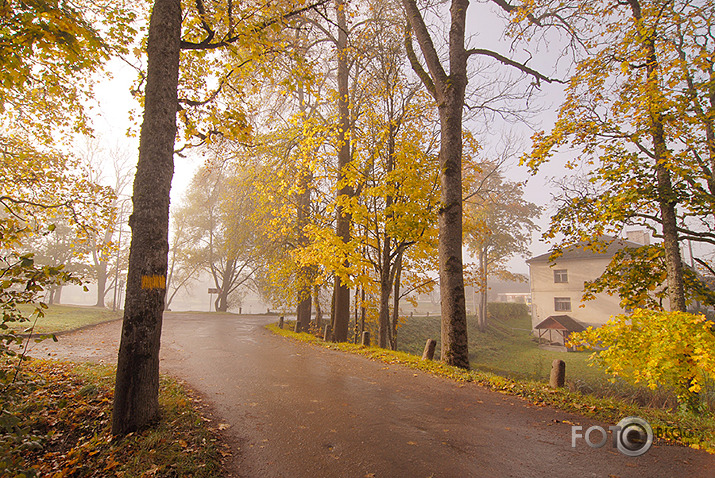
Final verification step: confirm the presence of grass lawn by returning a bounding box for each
[0,358,228,477]
[7,304,122,335]
[397,314,605,382]
[395,313,692,409]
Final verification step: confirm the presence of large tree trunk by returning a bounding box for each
[378,264,391,348]
[331,0,352,342]
[295,79,314,333]
[390,253,403,351]
[112,0,181,436]
[313,284,323,331]
[295,167,312,332]
[215,259,235,312]
[403,0,470,369]
[437,95,470,369]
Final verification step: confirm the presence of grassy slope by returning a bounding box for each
[397,314,605,383]
[8,304,122,335]
[395,314,693,409]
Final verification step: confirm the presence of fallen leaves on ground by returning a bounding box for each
[0,358,230,477]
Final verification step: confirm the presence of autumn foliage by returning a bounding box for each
[568,309,715,411]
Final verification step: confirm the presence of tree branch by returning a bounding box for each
[403,24,436,98]
[465,48,565,86]
[180,0,331,50]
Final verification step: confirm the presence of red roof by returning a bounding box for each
[534,315,586,332]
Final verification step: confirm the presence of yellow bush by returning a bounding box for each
[568,309,715,411]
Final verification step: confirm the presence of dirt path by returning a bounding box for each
[27,312,715,477]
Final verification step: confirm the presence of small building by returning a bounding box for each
[533,314,585,348]
[527,233,649,344]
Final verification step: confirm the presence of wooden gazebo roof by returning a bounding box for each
[534,315,585,332]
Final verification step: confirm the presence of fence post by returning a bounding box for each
[361,331,370,346]
[550,359,566,388]
[421,339,437,361]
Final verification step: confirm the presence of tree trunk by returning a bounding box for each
[331,0,352,342]
[403,0,470,369]
[295,79,314,333]
[313,284,322,331]
[95,262,107,307]
[477,246,488,332]
[378,266,391,348]
[112,0,181,436]
[629,0,687,312]
[295,169,312,332]
[437,97,470,368]
[390,253,403,351]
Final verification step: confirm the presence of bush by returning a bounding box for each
[487,302,530,322]
[568,309,715,412]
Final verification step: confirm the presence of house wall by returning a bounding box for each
[529,257,625,333]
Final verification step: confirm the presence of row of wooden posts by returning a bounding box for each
[277,316,567,389]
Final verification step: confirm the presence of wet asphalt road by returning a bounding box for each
[28,312,715,477]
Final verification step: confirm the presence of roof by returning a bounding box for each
[534,315,586,332]
[527,236,644,264]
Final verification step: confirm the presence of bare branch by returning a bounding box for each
[465,48,565,86]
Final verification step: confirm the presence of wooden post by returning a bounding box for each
[421,339,437,361]
[550,359,566,388]
[278,316,284,329]
[361,331,370,346]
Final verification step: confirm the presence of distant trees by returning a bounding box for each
[174,163,260,312]
[464,160,540,331]
[0,0,131,357]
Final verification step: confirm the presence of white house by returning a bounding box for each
[526,232,649,345]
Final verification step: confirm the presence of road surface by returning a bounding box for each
[27,312,715,477]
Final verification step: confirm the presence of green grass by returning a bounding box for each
[397,314,596,378]
[268,320,715,453]
[7,304,122,335]
[396,314,692,410]
[0,358,228,477]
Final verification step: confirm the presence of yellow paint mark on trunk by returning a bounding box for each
[141,275,166,290]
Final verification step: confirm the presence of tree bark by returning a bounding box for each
[313,284,323,331]
[296,167,313,332]
[628,0,687,312]
[390,253,403,350]
[378,264,391,348]
[331,0,352,342]
[112,0,181,436]
[403,0,470,368]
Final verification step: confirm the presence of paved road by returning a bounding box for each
[28,312,715,477]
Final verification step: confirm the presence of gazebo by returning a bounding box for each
[534,315,585,349]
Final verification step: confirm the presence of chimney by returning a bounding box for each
[626,230,650,245]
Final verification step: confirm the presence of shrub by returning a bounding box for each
[487,302,529,322]
[568,309,715,412]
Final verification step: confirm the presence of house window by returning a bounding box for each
[554,269,568,283]
[554,297,571,312]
